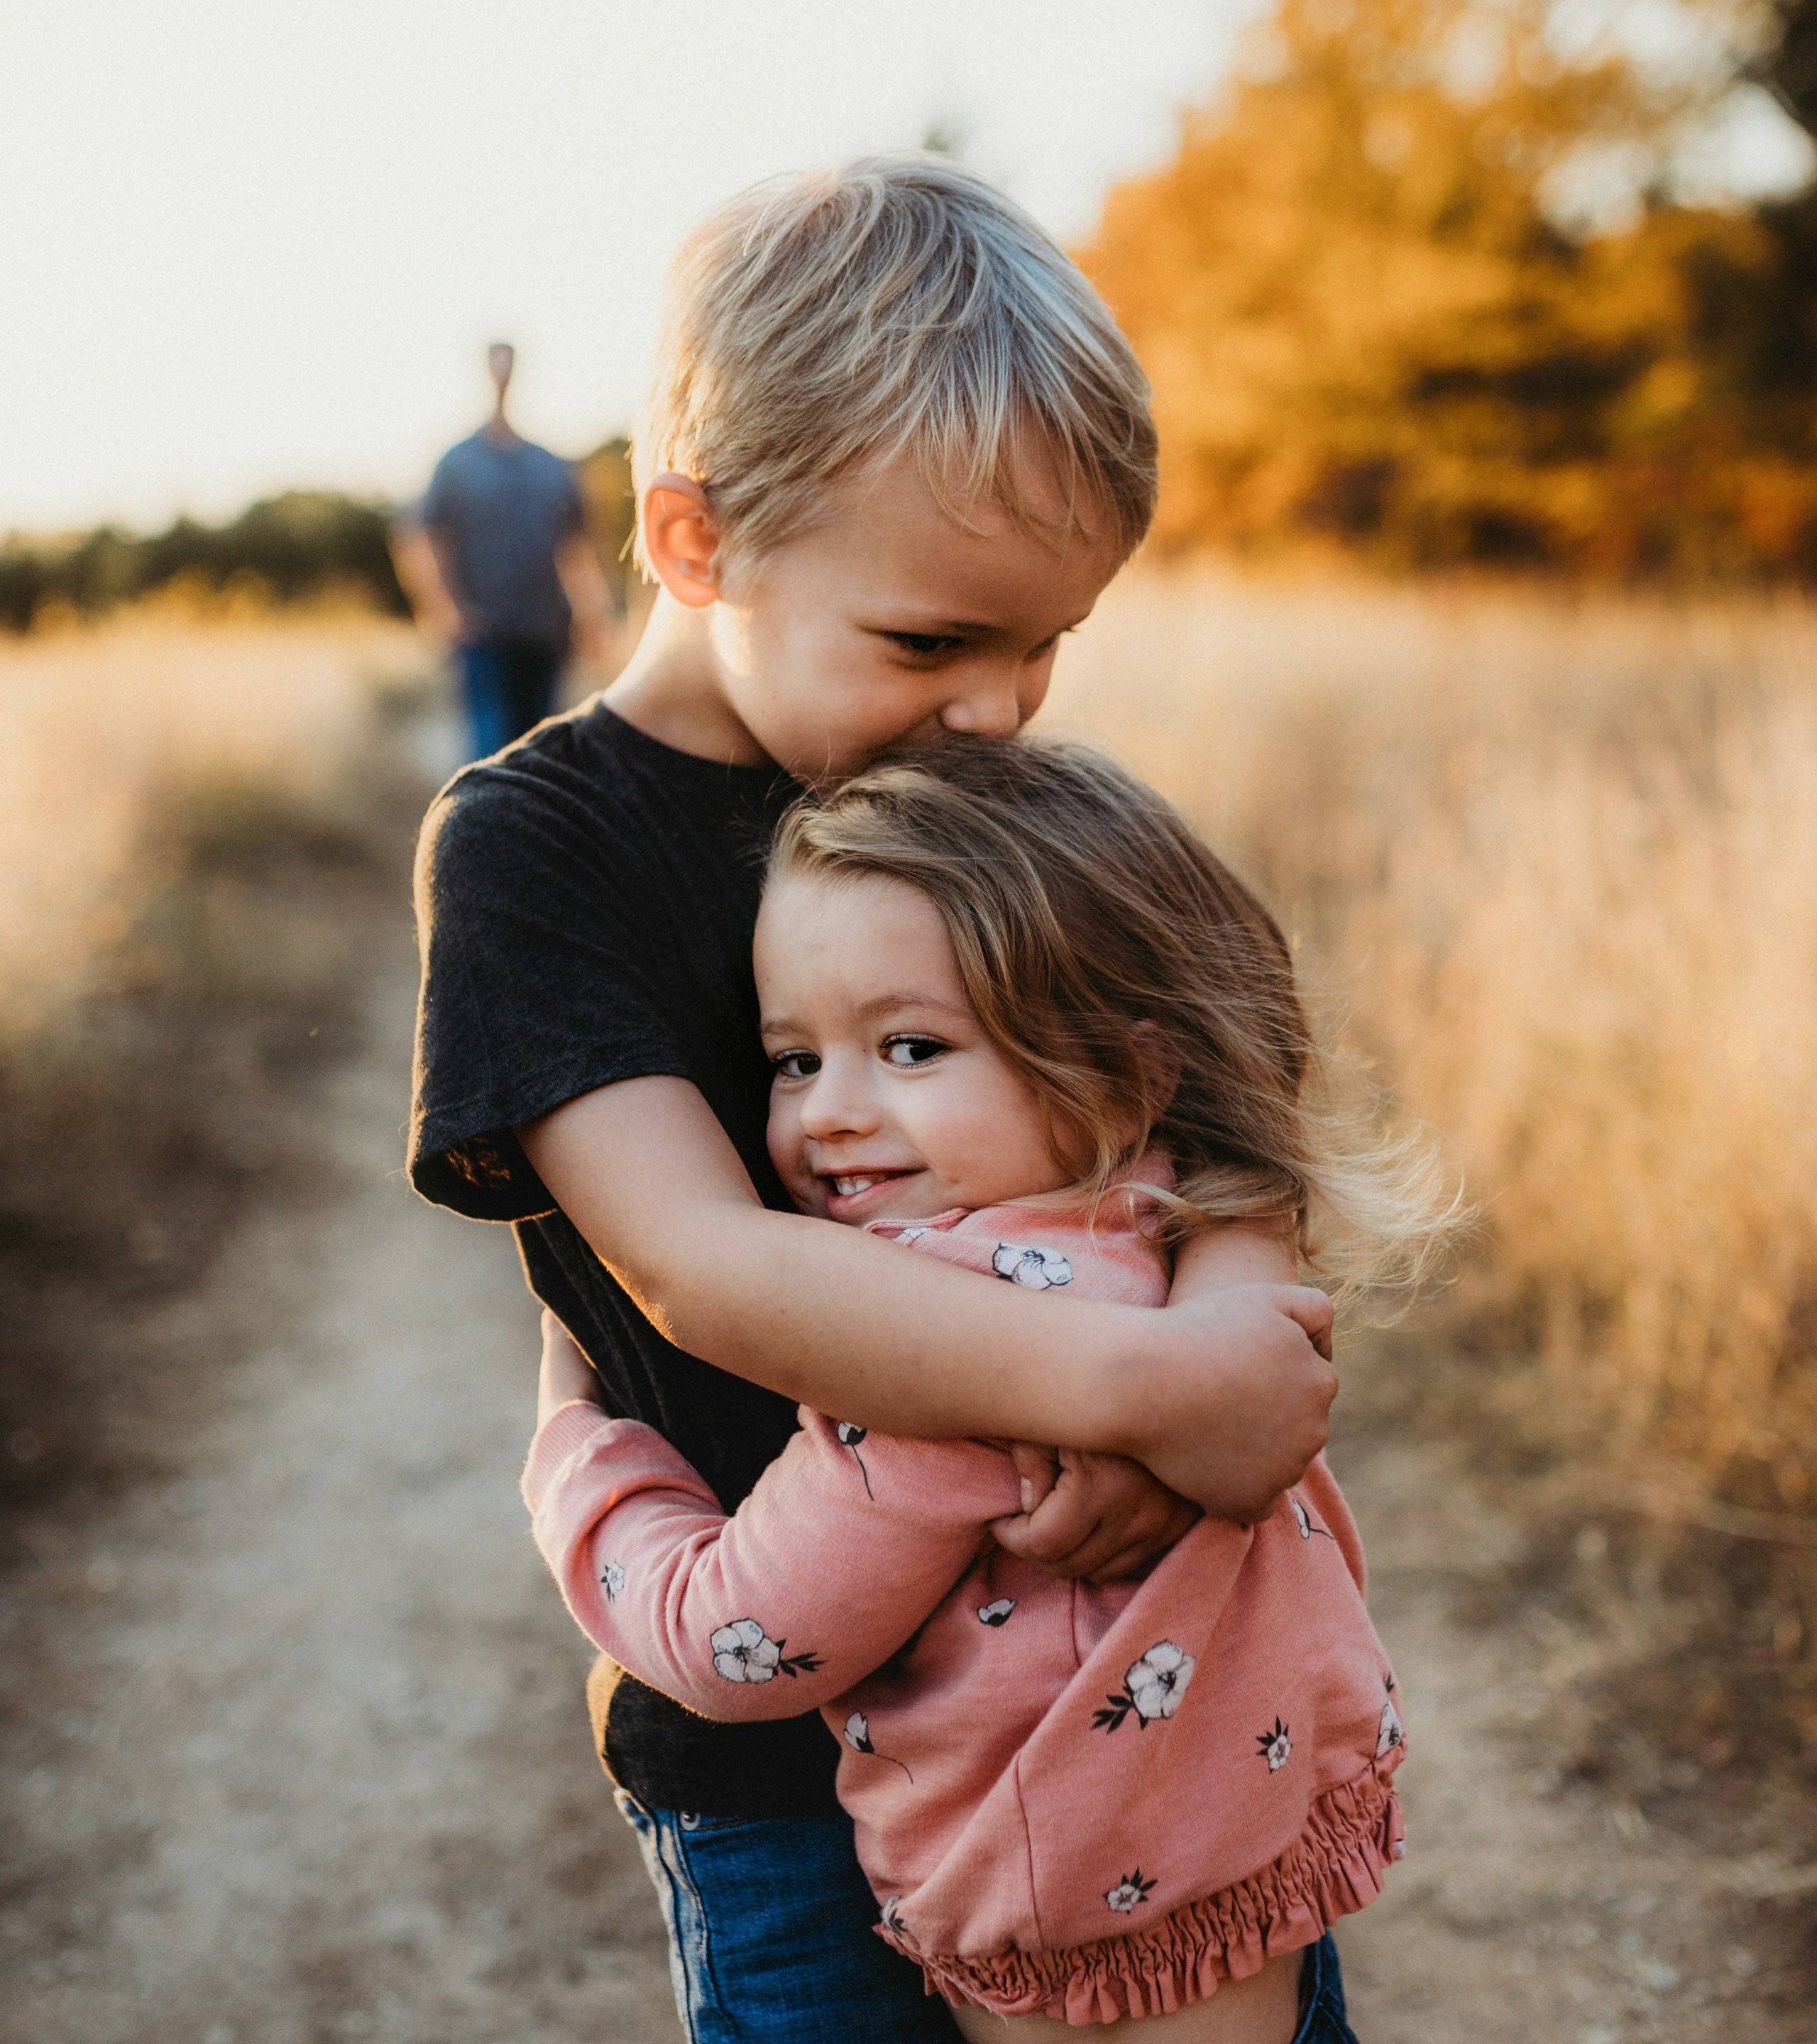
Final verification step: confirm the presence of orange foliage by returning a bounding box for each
[1080,0,1817,576]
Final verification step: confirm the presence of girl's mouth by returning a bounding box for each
[820,1168,919,1221]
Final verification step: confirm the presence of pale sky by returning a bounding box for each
[6,2,1807,537]
[2,0,1261,534]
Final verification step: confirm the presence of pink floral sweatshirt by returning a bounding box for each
[522,1192,1407,2026]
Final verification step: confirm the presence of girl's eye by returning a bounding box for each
[882,1035,946,1067]
[772,1050,820,1080]
[884,631,965,661]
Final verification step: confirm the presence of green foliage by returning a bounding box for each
[1,439,641,634]
[1080,0,1817,577]
[577,436,637,605]
[0,492,409,633]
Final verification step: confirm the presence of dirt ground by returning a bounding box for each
[2,725,1811,2043]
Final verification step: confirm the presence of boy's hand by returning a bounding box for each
[537,1309,603,1429]
[993,1445,1200,1582]
[1121,1284,1336,1524]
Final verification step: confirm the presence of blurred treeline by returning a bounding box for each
[0,441,635,634]
[0,493,408,634]
[1081,0,1817,576]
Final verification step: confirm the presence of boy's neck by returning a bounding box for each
[603,593,773,769]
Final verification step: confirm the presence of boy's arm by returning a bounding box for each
[522,1381,1018,1723]
[995,1220,1307,1576]
[519,1077,1336,1521]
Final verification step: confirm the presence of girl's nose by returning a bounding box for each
[798,1059,880,1139]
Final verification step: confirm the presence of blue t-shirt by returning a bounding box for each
[419,430,586,654]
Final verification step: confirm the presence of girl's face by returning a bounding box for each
[756,870,1075,1225]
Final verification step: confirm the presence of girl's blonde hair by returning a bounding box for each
[635,155,1158,576]
[770,738,1459,1304]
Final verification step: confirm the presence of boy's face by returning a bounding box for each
[710,454,1125,781]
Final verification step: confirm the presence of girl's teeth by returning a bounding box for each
[835,1176,875,1196]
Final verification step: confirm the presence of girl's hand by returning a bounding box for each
[537,1309,603,1429]
[993,1445,1200,1583]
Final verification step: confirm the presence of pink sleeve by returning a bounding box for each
[522,1400,1021,1721]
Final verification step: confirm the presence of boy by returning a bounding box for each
[410,157,1336,2040]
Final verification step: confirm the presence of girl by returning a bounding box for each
[525,738,1451,2040]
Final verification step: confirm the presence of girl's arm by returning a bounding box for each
[520,1077,1335,1523]
[522,1368,1018,1722]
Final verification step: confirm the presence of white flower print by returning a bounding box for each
[598,1560,625,1602]
[1256,1716,1292,1771]
[1376,1685,1405,1758]
[881,1896,911,1940]
[894,1226,931,1246]
[977,1598,1017,1627]
[990,1241,1074,1290]
[1094,1639,1196,1732]
[708,1617,825,1685]
[833,1421,874,1500]
[844,1710,913,1781]
[1105,1869,1157,1913]
[711,1619,777,1683]
[1290,1494,1336,1542]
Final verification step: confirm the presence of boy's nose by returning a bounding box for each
[938,652,1051,740]
[938,678,1026,740]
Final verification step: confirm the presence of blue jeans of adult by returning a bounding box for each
[615,1792,1363,2042]
[456,638,563,760]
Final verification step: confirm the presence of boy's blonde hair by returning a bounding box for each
[771,738,1461,1306]
[635,155,1158,575]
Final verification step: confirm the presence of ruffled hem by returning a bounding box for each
[878,1755,1405,2026]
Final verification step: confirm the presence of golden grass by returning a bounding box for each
[9,586,1815,1517]
[1053,572,1817,1507]
[0,614,422,1038]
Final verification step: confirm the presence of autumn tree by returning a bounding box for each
[1082,0,1817,576]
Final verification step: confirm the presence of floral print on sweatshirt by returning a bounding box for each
[1094,1640,1197,1733]
[1256,1717,1293,1771]
[1105,1869,1158,1913]
[989,1241,1073,1289]
[708,1617,825,1685]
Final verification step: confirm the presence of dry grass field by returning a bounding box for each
[1058,575,1817,1544]
[0,610,424,1039]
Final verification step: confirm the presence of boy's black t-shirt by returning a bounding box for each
[409,698,842,1816]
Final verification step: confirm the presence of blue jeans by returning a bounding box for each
[1293,1932,1362,2042]
[615,1793,960,2042]
[616,1793,1363,2041]
[456,639,562,760]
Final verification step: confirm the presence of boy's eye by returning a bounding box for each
[882,631,965,661]
[882,1035,946,1067]
[772,1050,820,1080]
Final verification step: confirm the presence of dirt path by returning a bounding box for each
[2,746,1807,2043]
[1,777,676,2044]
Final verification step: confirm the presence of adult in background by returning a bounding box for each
[393,342,614,760]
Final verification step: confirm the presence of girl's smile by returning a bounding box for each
[820,1167,923,1223]
[756,869,1077,1224]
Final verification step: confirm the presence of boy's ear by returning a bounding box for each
[642,473,723,608]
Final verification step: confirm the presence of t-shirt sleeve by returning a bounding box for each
[408,762,693,1221]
